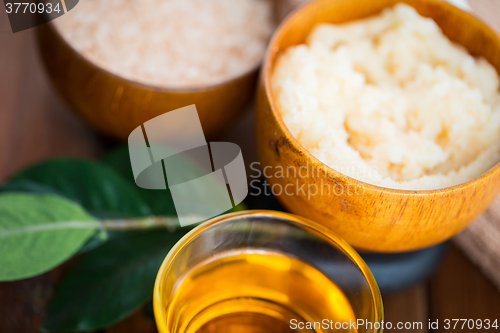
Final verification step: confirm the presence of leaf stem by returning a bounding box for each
[0,216,202,238]
[100,215,202,231]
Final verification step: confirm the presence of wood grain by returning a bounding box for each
[429,245,500,332]
[384,285,429,332]
[0,14,105,183]
[36,20,258,141]
[0,9,105,333]
[255,0,500,252]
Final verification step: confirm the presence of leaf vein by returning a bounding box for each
[0,221,100,237]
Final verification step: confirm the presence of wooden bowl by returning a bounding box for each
[255,0,500,252]
[37,22,259,140]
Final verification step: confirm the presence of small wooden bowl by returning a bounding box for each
[37,22,259,140]
[256,0,500,252]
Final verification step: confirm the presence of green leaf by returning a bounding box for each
[0,193,98,281]
[101,146,137,182]
[9,158,151,217]
[102,146,181,216]
[0,180,64,196]
[103,146,248,214]
[77,229,109,254]
[41,228,190,331]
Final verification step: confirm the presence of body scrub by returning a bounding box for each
[54,0,274,87]
[272,4,500,190]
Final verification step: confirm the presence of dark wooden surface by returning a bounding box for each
[1,2,500,332]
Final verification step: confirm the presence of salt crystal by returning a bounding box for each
[54,0,274,87]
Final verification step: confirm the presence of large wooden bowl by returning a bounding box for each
[37,22,259,140]
[256,0,500,252]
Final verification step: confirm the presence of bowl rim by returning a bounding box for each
[262,0,500,195]
[43,18,267,93]
[152,210,384,333]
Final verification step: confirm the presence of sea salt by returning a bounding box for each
[54,0,274,87]
[273,4,500,190]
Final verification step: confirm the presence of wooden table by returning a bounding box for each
[1,2,500,332]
